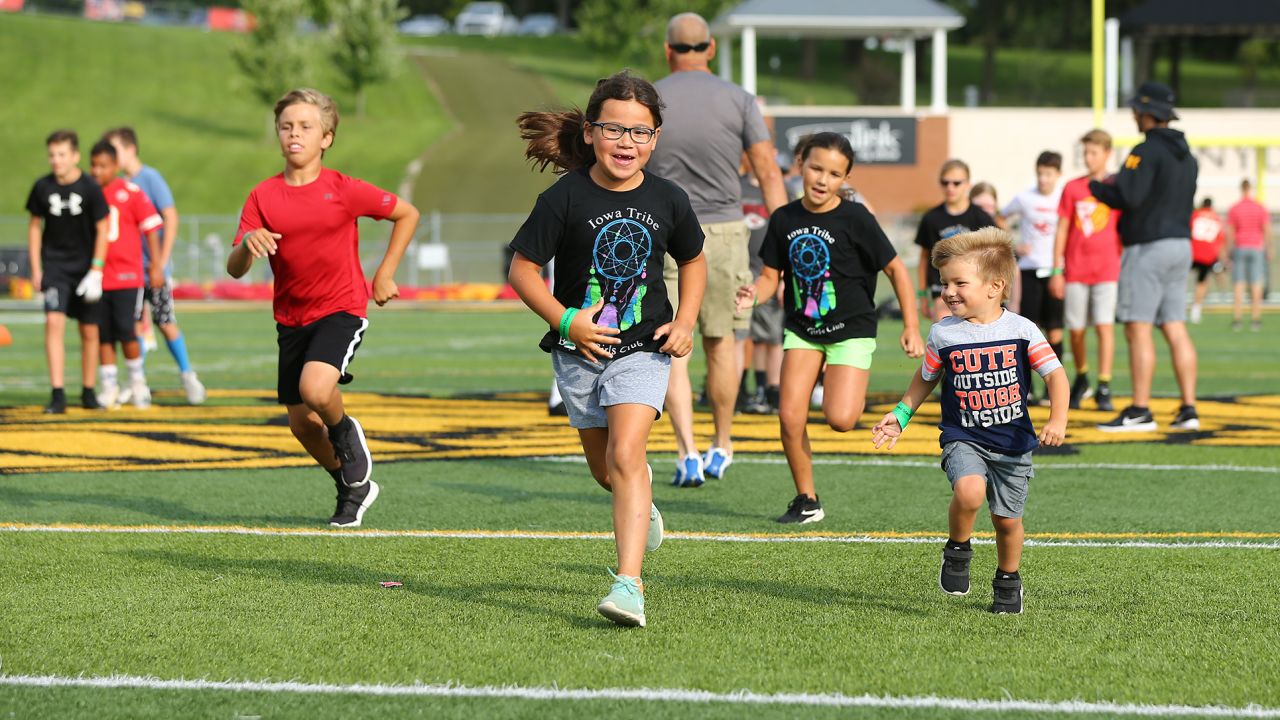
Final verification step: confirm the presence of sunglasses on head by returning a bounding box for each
[939,179,966,187]
[669,41,711,53]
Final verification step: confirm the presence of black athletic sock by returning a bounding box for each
[326,415,353,436]
[51,387,66,401]
[947,538,971,550]
[754,370,767,391]
[996,569,1020,579]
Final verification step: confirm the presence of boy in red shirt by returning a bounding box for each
[1188,198,1225,324]
[228,88,420,528]
[1050,129,1121,411]
[89,141,163,408]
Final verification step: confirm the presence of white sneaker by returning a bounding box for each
[1190,304,1202,324]
[98,383,119,409]
[143,327,159,353]
[117,385,133,406]
[182,370,207,405]
[645,464,663,552]
[671,452,705,488]
[810,382,825,408]
[130,378,152,409]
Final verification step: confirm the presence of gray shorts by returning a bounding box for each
[749,297,784,344]
[1117,238,1190,325]
[551,350,671,429]
[1064,281,1117,330]
[941,441,1033,519]
[1232,248,1267,285]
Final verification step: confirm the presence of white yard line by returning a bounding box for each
[3,523,1278,550]
[0,674,1275,718]
[534,455,1280,475]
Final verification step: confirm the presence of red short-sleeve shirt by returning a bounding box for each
[103,178,163,291]
[1057,175,1122,285]
[235,168,396,326]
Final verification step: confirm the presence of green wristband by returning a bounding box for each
[1050,267,1064,277]
[916,289,928,298]
[91,258,104,269]
[892,401,914,430]
[559,307,579,341]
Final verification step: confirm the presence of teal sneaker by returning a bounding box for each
[597,570,646,627]
[646,464,663,552]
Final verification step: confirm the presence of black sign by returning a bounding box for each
[773,116,917,165]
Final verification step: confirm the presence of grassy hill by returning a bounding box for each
[1,13,447,215]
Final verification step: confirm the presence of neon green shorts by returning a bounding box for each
[782,331,876,369]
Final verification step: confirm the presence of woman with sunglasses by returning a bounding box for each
[914,159,997,320]
[508,70,708,629]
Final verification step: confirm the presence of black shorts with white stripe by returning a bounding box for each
[275,311,369,405]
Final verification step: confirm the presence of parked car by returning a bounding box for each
[398,14,450,37]
[516,13,560,37]
[454,2,516,37]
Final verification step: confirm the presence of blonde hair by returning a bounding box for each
[1080,129,1112,150]
[274,88,340,141]
[939,158,970,180]
[932,227,1017,301]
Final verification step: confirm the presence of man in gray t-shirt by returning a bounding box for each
[650,12,787,486]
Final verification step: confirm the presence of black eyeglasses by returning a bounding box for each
[939,179,966,187]
[669,41,710,54]
[590,122,656,144]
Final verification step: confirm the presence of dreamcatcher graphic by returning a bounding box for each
[583,218,653,331]
[788,233,836,324]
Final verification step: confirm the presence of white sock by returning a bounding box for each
[100,364,118,389]
[126,357,146,384]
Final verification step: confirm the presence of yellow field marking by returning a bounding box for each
[1,392,1277,475]
[4,522,1279,542]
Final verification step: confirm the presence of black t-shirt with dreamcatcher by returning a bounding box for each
[510,168,705,358]
[759,198,897,344]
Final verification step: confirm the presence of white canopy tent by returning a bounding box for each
[710,0,965,112]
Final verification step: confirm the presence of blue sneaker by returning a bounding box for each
[597,569,646,627]
[703,447,732,480]
[671,453,704,488]
[646,464,663,552]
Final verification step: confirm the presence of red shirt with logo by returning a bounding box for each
[1057,175,1121,284]
[235,168,396,327]
[102,178,162,291]
[1189,208,1225,266]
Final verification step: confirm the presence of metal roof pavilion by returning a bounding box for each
[711,0,965,111]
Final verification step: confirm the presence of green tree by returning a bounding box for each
[232,0,312,138]
[328,0,406,117]
[575,0,733,71]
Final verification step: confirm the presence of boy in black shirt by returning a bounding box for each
[25,129,110,413]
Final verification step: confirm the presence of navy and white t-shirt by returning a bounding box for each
[509,168,705,358]
[920,311,1062,455]
[759,198,897,343]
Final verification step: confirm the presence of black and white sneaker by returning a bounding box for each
[939,543,972,595]
[1097,405,1156,432]
[1095,382,1114,411]
[776,494,824,524]
[1069,373,1093,410]
[329,415,372,487]
[43,391,67,415]
[330,479,380,528]
[1170,404,1200,430]
[990,572,1024,614]
[81,388,102,410]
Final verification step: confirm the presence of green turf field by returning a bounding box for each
[0,304,1278,718]
[1,14,446,214]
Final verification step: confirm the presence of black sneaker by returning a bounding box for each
[1097,405,1156,432]
[81,388,102,410]
[43,391,67,415]
[1068,373,1092,410]
[548,400,568,417]
[1170,404,1200,430]
[329,415,372,487]
[776,494,824,524]
[939,543,972,596]
[1095,382,1114,411]
[330,479,380,528]
[990,572,1024,614]
[743,387,771,415]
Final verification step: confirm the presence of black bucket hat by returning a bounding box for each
[1129,81,1179,121]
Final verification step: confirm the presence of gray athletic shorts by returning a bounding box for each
[941,440,1033,519]
[551,350,671,429]
[1064,281,1117,330]
[1117,238,1190,325]
[749,297,784,344]
[1232,248,1266,285]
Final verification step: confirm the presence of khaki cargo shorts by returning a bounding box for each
[664,219,752,339]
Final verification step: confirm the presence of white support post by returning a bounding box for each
[1120,35,1134,98]
[900,35,916,113]
[1105,17,1120,112]
[741,25,757,95]
[930,28,947,113]
[718,34,733,82]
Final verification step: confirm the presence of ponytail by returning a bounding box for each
[517,69,664,175]
[518,108,594,174]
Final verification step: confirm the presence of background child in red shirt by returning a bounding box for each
[228,88,420,528]
[1188,198,1225,324]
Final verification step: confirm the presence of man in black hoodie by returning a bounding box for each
[1090,82,1200,433]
